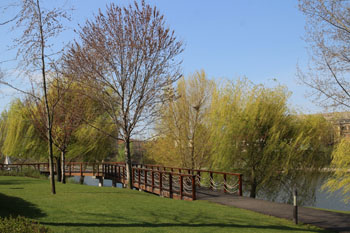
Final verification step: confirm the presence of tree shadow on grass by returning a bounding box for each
[0,193,46,219]
[40,222,328,232]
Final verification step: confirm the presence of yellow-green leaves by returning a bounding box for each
[146,70,214,169]
[210,78,332,197]
[323,138,350,203]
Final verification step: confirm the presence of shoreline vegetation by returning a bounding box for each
[0,176,329,233]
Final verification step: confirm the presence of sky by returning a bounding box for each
[0,0,321,114]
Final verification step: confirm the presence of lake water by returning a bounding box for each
[70,174,350,212]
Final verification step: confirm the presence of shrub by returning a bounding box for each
[0,167,46,179]
[0,216,50,233]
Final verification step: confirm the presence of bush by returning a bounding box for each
[0,167,46,179]
[0,216,50,233]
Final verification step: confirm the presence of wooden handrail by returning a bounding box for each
[1,162,243,200]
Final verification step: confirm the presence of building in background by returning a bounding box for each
[323,112,350,138]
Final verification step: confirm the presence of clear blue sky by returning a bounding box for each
[0,0,321,113]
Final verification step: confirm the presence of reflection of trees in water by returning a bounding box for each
[254,171,328,206]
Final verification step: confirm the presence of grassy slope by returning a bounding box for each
[0,176,328,233]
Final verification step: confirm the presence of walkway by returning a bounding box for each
[197,188,350,233]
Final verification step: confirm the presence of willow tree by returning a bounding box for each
[210,79,333,198]
[146,71,214,169]
[64,1,183,189]
[1,99,47,161]
[26,79,105,183]
[323,138,350,204]
[0,110,8,161]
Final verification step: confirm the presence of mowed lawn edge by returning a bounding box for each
[0,176,330,233]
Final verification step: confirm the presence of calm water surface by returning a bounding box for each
[71,174,350,212]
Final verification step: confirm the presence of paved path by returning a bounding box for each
[197,188,350,233]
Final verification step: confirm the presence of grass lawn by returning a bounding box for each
[0,176,329,233]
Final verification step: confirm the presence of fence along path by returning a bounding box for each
[0,162,243,201]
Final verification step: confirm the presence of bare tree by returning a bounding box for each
[298,0,350,110]
[26,79,94,184]
[64,1,183,189]
[0,0,71,194]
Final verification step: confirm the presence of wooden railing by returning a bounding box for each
[131,167,196,200]
[139,164,243,196]
[0,162,242,200]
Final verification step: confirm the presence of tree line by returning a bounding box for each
[0,0,348,202]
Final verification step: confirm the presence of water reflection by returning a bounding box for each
[255,172,350,211]
[69,173,350,211]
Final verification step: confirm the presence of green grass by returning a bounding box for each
[0,176,329,233]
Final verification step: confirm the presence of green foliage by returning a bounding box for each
[1,99,46,160]
[0,92,118,163]
[323,138,350,203]
[146,71,215,169]
[210,79,333,197]
[0,167,46,179]
[67,113,118,162]
[0,216,50,233]
[0,110,8,159]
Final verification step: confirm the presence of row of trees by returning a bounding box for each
[146,71,334,198]
[0,0,348,200]
[0,82,117,182]
[0,0,183,193]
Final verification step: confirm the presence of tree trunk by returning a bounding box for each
[250,172,257,198]
[55,156,61,182]
[61,150,66,184]
[125,137,133,189]
[48,132,56,194]
[37,0,55,194]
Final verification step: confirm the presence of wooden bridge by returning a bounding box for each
[0,162,243,201]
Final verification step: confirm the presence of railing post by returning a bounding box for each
[123,167,126,185]
[97,164,99,176]
[138,169,141,189]
[37,164,40,171]
[192,175,196,200]
[114,165,117,178]
[69,163,72,176]
[144,170,148,189]
[180,175,183,200]
[80,163,83,176]
[169,173,173,198]
[151,170,154,191]
[239,174,243,196]
[223,174,227,193]
[132,168,135,184]
[197,171,201,187]
[159,171,163,196]
[210,172,214,190]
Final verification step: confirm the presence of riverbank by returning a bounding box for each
[0,176,328,233]
[198,189,350,232]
